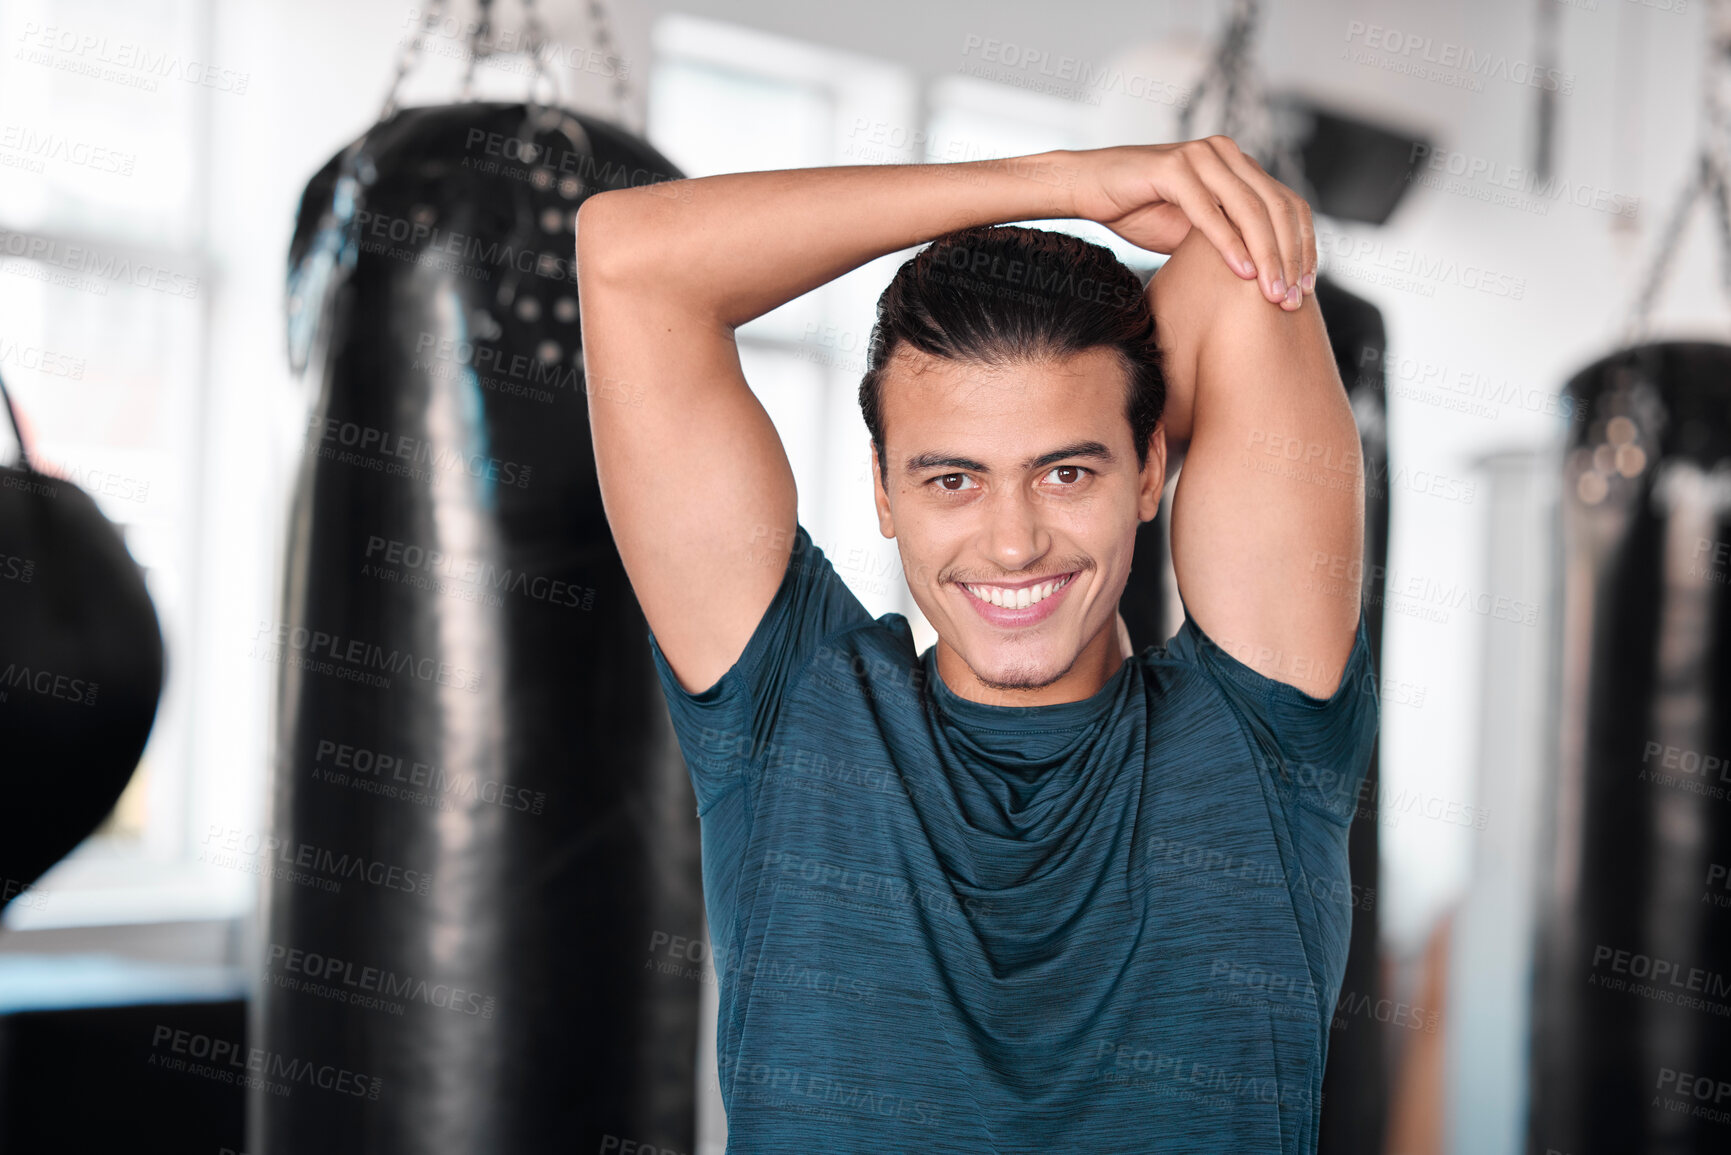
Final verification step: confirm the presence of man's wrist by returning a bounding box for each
[933,148,1086,227]
[1043,149,1085,220]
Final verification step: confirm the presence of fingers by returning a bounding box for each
[1183,138,1288,305]
[1157,165,1260,281]
[1201,137,1317,310]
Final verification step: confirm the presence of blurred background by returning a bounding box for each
[0,0,1726,1153]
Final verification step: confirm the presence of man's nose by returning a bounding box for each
[977,489,1048,571]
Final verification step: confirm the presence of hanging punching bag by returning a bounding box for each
[1529,341,1731,1155]
[256,102,703,1155]
[0,380,165,912]
[1310,278,1391,1155]
[1118,275,1391,1155]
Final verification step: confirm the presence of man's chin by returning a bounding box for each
[965,649,1072,693]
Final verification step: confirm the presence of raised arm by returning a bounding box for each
[575,155,1083,695]
[1148,223,1364,699]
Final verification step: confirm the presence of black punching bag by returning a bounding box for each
[255,102,703,1154]
[1530,341,1731,1155]
[0,380,164,912]
[1310,277,1391,1155]
[1119,273,1391,1155]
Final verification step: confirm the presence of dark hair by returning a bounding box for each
[858,224,1165,489]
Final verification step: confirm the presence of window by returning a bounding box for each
[0,0,239,930]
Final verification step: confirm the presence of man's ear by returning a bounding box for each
[1140,422,1168,522]
[871,440,896,538]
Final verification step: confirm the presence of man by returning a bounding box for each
[576,136,1377,1154]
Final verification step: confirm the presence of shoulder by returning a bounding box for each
[791,611,925,700]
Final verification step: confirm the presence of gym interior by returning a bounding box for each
[0,1,1725,1153]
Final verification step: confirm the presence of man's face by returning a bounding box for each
[870,344,1165,699]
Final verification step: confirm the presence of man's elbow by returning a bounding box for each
[1168,227,1329,317]
[575,190,658,289]
[1159,228,1259,300]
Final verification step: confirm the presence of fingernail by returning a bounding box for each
[1285,285,1301,308]
[1240,259,1257,278]
[1271,277,1287,299]
[1302,272,1315,293]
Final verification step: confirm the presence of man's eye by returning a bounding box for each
[933,473,976,492]
[1046,465,1090,485]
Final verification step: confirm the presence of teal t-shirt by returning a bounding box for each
[647,524,1380,1154]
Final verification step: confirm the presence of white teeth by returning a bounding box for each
[962,572,1073,609]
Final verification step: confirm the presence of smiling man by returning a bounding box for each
[577,137,1378,1154]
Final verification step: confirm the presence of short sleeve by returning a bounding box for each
[646,524,874,813]
[1166,604,1381,826]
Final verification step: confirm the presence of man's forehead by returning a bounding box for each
[881,348,1125,427]
[881,350,1123,415]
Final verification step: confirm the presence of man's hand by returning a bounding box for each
[1070,137,1316,310]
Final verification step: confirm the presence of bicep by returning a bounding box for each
[1165,272,1364,699]
[577,198,797,696]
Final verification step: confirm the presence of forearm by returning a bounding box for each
[575,151,1082,328]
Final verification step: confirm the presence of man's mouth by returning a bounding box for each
[958,572,1078,610]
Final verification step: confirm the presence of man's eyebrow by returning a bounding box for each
[903,440,1117,475]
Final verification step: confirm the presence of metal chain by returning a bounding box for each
[1708,0,1731,290]
[459,0,561,108]
[457,0,496,100]
[377,0,448,123]
[519,0,563,112]
[1623,0,1731,342]
[1712,154,1731,293]
[1625,157,1710,344]
[0,367,30,471]
[1174,0,1308,196]
[375,0,635,127]
[1218,0,1257,143]
[1180,0,1254,141]
[584,0,637,132]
